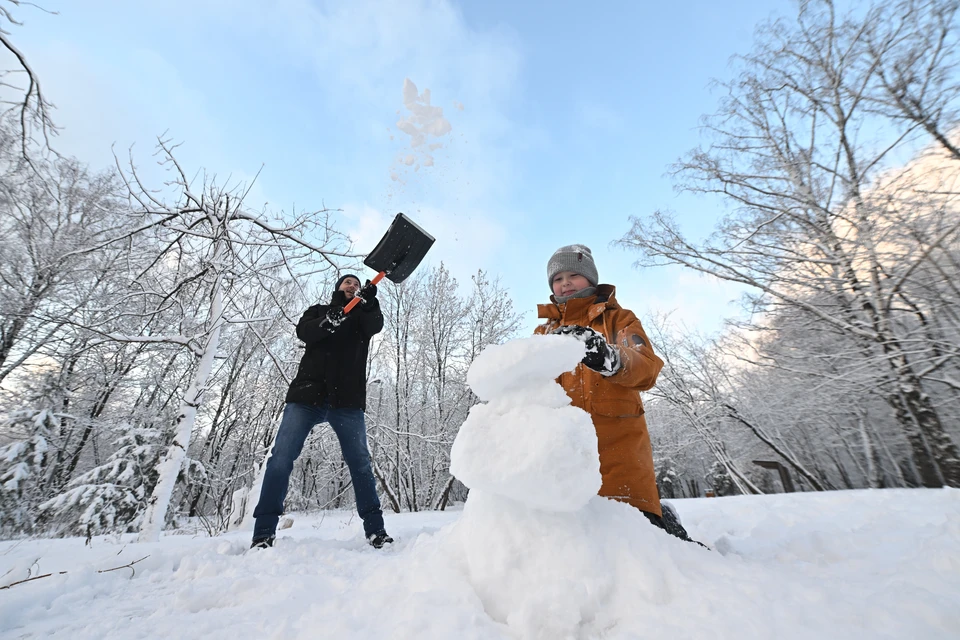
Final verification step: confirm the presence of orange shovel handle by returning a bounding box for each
[342,271,387,314]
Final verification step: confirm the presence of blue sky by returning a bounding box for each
[8,0,794,334]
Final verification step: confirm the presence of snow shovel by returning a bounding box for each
[341,212,435,314]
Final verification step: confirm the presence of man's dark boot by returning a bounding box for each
[367,531,394,549]
[250,536,275,549]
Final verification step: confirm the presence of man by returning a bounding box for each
[251,274,393,549]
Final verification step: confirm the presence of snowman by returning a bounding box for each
[446,334,676,639]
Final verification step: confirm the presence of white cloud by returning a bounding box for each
[613,264,748,337]
[10,0,525,261]
[14,0,523,198]
[22,39,221,175]
[340,204,392,252]
[212,0,524,203]
[8,0,541,327]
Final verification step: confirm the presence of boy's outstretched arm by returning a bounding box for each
[607,313,664,391]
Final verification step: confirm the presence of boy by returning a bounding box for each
[535,244,695,542]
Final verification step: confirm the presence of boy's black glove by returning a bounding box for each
[553,325,621,376]
[357,279,378,310]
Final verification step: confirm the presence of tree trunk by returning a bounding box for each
[138,274,225,543]
[433,474,456,511]
[0,274,50,383]
[373,457,401,513]
[857,412,882,489]
[883,351,960,487]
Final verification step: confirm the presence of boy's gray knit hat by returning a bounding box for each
[547,244,598,290]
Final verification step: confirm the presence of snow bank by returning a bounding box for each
[1,491,958,639]
[447,336,960,638]
[1,337,958,639]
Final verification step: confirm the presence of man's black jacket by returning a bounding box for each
[285,290,384,409]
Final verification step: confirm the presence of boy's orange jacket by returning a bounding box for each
[536,285,664,517]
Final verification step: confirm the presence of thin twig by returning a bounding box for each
[0,555,150,590]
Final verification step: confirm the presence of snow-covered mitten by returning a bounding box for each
[553,325,621,376]
[325,306,345,327]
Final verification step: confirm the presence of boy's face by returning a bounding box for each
[552,271,591,298]
[339,277,361,299]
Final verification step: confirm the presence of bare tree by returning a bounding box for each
[0,1,57,154]
[618,0,960,487]
[365,265,523,513]
[72,138,358,542]
[0,125,131,391]
[864,0,960,159]
[643,318,764,495]
[466,270,523,364]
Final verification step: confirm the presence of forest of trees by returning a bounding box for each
[1,0,958,541]
[628,0,960,496]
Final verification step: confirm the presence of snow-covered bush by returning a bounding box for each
[40,425,204,538]
[0,409,59,535]
[706,461,739,497]
[656,458,683,499]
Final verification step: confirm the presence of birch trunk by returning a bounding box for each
[137,274,225,542]
[857,411,882,489]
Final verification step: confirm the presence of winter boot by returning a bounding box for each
[250,535,275,549]
[367,530,394,549]
[645,503,709,548]
[659,502,691,540]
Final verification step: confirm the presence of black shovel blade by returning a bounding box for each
[363,212,435,283]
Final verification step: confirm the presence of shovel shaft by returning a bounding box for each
[342,271,387,314]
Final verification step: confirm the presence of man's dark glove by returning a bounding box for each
[553,325,622,376]
[324,306,345,327]
[357,279,378,310]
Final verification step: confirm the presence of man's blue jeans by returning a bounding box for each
[253,402,384,539]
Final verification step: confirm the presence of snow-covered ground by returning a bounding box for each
[3,337,958,639]
[0,489,958,639]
